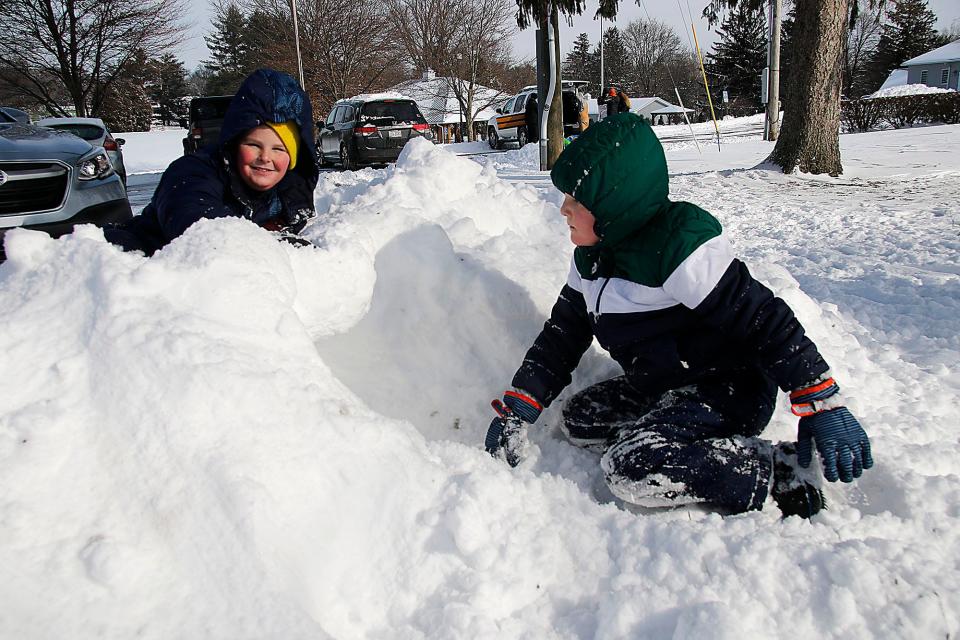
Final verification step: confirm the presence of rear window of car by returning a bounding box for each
[361,100,424,124]
[191,97,233,121]
[46,123,105,141]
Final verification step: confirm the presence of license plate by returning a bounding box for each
[388,130,401,138]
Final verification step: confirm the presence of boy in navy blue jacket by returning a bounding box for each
[106,69,318,255]
[486,114,873,518]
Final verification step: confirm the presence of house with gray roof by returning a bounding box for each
[900,40,960,91]
[387,70,507,143]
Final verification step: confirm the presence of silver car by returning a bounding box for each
[36,116,128,185]
[0,111,131,258]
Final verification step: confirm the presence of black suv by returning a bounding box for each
[181,95,234,154]
[317,97,432,170]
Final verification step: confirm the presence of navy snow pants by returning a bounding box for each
[561,371,778,513]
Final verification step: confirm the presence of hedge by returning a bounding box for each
[841,92,960,132]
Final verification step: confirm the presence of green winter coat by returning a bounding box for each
[551,112,721,284]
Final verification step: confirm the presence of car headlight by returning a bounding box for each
[77,150,115,181]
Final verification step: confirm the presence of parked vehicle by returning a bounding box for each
[317,96,432,170]
[181,95,234,154]
[487,82,589,150]
[36,117,128,186]
[0,106,31,124]
[0,111,131,259]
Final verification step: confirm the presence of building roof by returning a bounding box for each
[630,97,693,115]
[902,40,960,67]
[386,71,508,126]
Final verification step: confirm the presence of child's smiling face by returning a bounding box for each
[560,194,601,246]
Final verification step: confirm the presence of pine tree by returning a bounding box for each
[563,33,593,86]
[597,27,632,93]
[707,4,767,108]
[204,2,252,95]
[868,0,941,89]
[149,53,189,126]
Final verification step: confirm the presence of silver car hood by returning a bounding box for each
[0,122,94,161]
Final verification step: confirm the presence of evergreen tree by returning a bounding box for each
[868,0,941,89]
[707,3,767,107]
[99,49,154,132]
[204,2,252,95]
[149,53,189,126]
[596,27,632,93]
[563,33,593,86]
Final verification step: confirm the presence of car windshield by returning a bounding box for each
[0,111,14,123]
[361,100,423,125]
[46,123,105,141]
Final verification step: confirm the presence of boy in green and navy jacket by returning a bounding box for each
[485,113,873,518]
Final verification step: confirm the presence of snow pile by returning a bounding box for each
[868,83,956,98]
[2,130,960,638]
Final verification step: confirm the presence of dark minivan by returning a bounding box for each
[181,95,234,154]
[317,97,432,170]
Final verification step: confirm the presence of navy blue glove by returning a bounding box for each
[791,377,874,483]
[485,390,542,467]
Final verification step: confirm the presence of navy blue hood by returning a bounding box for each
[218,68,319,186]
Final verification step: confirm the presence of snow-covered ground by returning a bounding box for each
[1,119,959,638]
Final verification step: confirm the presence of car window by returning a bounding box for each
[326,107,340,126]
[45,123,105,141]
[0,110,14,123]
[513,95,529,113]
[501,97,515,113]
[360,100,423,124]
[341,105,356,122]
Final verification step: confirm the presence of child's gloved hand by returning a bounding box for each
[484,390,542,467]
[790,377,874,483]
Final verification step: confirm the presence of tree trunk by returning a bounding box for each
[547,5,564,167]
[768,0,847,176]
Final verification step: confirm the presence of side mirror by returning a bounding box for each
[115,138,125,146]
[495,108,502,114]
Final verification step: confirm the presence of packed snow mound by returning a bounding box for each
[867,83,956,98]
[2,135,960,638]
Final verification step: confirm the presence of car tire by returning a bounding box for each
[517,126,528,148]
[340,144,356,171]
[488,127,502,150]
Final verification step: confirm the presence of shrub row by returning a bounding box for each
[841,92,960,132]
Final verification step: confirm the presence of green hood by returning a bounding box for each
[551,112,720,284]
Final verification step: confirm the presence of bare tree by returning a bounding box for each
[384,0,464,74]
[245,0,406,117]
[844,3,884,97]
[622,17,687,97]
[0,0,185,117]
[385,0,515,141]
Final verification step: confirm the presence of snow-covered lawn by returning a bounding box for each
[1,121,959,639]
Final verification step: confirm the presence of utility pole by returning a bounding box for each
[289,0,305,87]
[764,0,781,141]
[600,15,605,94]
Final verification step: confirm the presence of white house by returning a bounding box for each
[387,70,507,143]
[629,97,695,125]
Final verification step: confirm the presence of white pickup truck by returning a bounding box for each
[486,82,589,150]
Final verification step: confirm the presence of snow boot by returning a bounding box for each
[771,442,825,519]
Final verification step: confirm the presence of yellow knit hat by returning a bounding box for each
[265,121,300,169]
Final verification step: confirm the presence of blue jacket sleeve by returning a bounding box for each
[693,259,829,391]
[511,284,595,407]
[152,155,241,243]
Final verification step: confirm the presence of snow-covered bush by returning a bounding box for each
[842,91,960,132]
